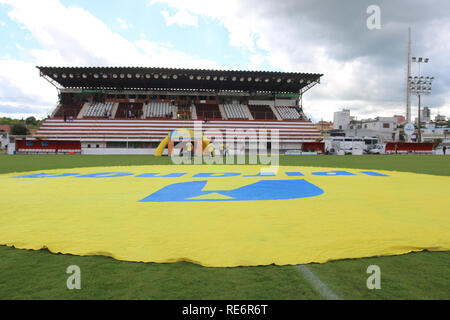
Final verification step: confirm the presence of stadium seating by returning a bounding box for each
[34,119,322,143]
[145,102,173,118]
[248,105,277,120]
[223,104,248,119]
[177,105,192,118]
[82,102,114,118]
[195,104,222,120]
[276,106,301,120]
[54,103,83,118]
[115,103,144,119]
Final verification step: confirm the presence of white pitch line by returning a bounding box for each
[295,265,340,300]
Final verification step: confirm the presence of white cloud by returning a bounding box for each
[1,0,449,121]
[0,20,6,27]
[0,57,57,118]
[116,17,131,30]
[150,0,450,121]
[152,0,259,51]
[2,0,222,67]
[135,40,223,69]
[0,0,225,118]
[160,9,198,27]
[245,54,265,71]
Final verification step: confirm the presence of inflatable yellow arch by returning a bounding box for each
[154,129,212,157]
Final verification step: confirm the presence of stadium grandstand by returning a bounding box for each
[18,66,323,154]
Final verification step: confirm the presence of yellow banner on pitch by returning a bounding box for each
[0,165,449,267]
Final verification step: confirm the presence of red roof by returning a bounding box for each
[0,125,11,134]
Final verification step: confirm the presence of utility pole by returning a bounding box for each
[406,27,412,124]
[418,94,421,142]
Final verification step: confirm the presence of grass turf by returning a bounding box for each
[0,246,321,300]
[0,154,449,299]
[1,154,449,176]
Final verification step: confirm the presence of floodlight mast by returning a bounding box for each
[409,57,432,142]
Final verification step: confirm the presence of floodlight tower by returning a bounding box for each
[409,57,433,143]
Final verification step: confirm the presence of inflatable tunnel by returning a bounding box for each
[154,129,212,157]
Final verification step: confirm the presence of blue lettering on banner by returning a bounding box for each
[14,173,80,178]
[359,171,389,177]
[135,173,187,178]
[140,179,324,202]
[75,172,134,178]
[285,172,305,177]
[312,171,356,176]
[193,173,241,178]
[12,171,390,179]
[243,172,276,177]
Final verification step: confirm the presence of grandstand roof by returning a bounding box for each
[37,66,322,94]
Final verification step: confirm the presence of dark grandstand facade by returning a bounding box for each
[16,67,324,155]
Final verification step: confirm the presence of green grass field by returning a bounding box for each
[0,154,449,300]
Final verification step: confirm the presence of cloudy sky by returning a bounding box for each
[0,0,449,121]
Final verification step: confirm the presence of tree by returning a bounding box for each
[25,116,37,126]
[434,138,443,146]
[10,124,29,136]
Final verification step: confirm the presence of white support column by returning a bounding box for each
[77,102,90,119]
[270,101,282,121]
[111,102,119,119]
[142,103,148,119]
[51,103,61,118]
[191,104,197,120]
[242,104,254,120]
[172,105,178,119]
[218,104,227,119]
